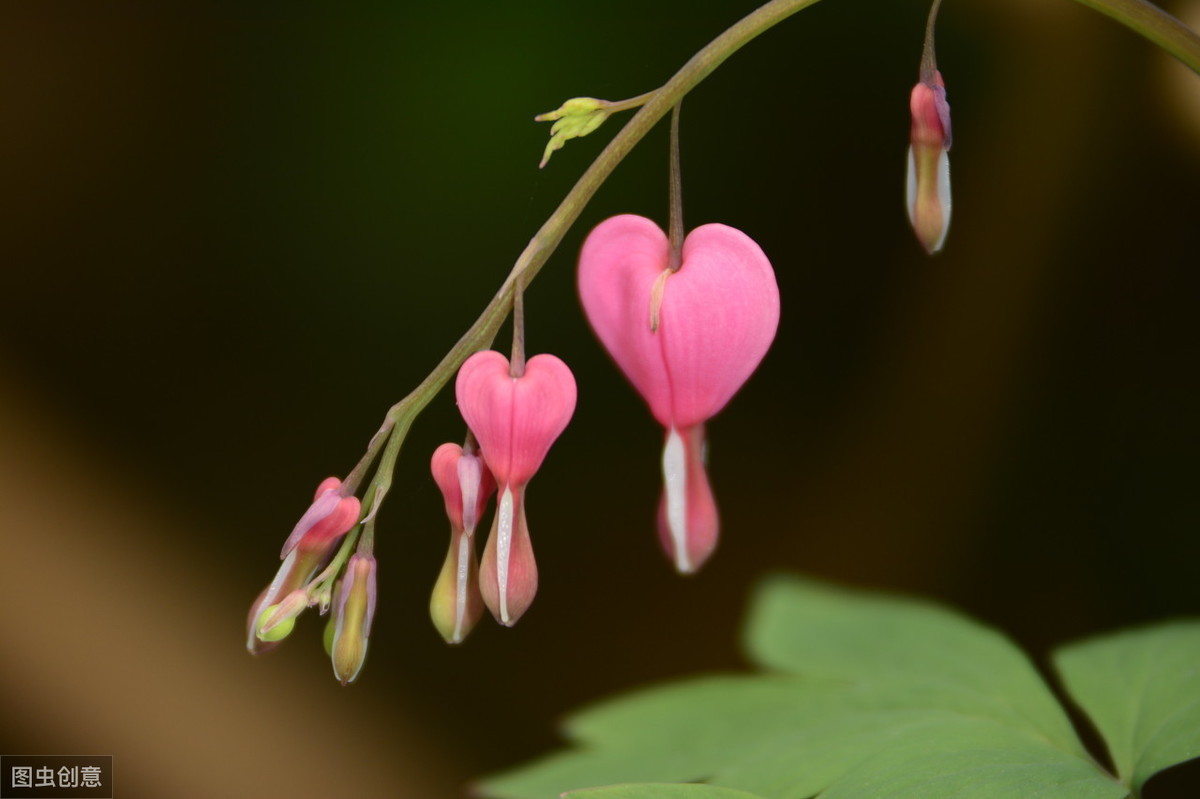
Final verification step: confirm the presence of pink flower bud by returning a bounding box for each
[246,476,361,655]
[455,350,576,624]
[279,477,362,559]
[578,214,779,573]
[429,443,495,643]
[330,553,377,685]
[906,71,952,254]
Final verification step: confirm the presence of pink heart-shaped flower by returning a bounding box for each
[578,214,779,429]
[455,350,577,488]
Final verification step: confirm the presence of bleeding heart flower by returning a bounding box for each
[246,476,361,654]
[455,350,577,625]
[429,442,495,643]
[578,214,779,573]
[906,70,952,254]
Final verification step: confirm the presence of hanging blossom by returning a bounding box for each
[906,69,952,254]
[429,441,495,643]
[579,214,779,573]
[455,350,576,625]
[906,0,952,254]
[328,553,377,685]
[246,477,361,654]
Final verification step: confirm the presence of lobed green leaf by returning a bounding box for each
[1054,621,1200,794]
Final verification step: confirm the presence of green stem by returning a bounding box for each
[667,103,685,273]
[1070,0,1200,74]
[606,90,657,113]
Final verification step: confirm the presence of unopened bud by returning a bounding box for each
[331,554,377,685]
[280,477,362,559]
[256,590,309,640]
[535,97,612,168]
[906,72,952,254]
[430,531,483,644]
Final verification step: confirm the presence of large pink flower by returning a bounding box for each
[455,350,576,625]
[579,214,779,573]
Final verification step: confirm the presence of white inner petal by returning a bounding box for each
[458,455,481,534]
[497,486,514,623]
[662,427,690,573]
[454,530,469,643]
[905,146,918,226]
[933,149,952,252]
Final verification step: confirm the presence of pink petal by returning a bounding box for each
[479,485,537,626]
[578,214,675,425]
[281,480,361,558]
[660,225,780,428]
[455,350,577,487]
[578,215,779,428]
[431,442,496,534]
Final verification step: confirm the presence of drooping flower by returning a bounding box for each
[578,214,779,573]
[455,350,576,625]
[906,70,952,254]
[245,477,361,654]
[330,553,377,685]
[429,441,495,643]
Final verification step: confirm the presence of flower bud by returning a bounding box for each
[279,477,361,558]
[429,443,493,643]
[906,71,952,254]
[535,97,612,167]
[255,589,309,641]
[330,554,377,685]
[246,476,360,655]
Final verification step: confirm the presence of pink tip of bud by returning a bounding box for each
[280,477,362,559]
[431,442,496,535]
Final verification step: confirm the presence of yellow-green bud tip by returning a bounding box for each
[535,97,612,168]
[255,604,297,642]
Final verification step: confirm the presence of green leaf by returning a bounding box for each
[744,575,1085,755]
[1054,621,1200,794]
[564,785,767,799]
[476,575,1128,799]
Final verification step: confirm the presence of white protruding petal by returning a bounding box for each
[662,427,690,573]
[905,146,918,228]
[496,486,514,624]
[453,530,470,643]
[933,149,952,253]
[458,454,482,534]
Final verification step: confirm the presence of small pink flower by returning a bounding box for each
[578,214,779,573]
[279,477,361,558]
[429,442,495,643]
[455,350,577,625]
[245,476,361,654]
[906,70,952,254]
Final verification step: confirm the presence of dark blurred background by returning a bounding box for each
[1,0,1198,797]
